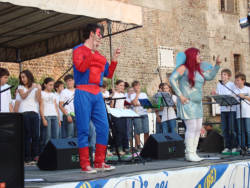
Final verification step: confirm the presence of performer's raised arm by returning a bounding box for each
[203,56,221,81]
[104,48,120,78]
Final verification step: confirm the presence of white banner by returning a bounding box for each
[45,160,250,188]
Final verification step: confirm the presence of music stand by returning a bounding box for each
[153,92,176,127]
[103,97,123,163]
[210,95,239,154]
[107,107,145,164]
[138,99,153,108]
[211,95,239,106]
[153,92,175,107]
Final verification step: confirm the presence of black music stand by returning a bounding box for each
[103,97,122,163]
[211,95,239,153]
[107,107,145,164]
[153,92,177,132]
[211,95,239,107]
[153,92,175,108]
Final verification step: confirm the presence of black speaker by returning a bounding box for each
[140,133,185,160]
[177,120,186,139]
[37,138,80,170]
[199,130,224,153]
[0,113,24,188]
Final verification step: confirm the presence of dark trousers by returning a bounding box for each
[23,111,40,161]
[221,111,237,149]
[113,117,129,150]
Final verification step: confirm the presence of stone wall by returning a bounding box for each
[1,0,249,122]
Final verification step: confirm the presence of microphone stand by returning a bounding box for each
[156,68,170,110]
[219,81,250,155]
[219,81,250,105]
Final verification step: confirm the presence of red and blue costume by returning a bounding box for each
[73,44,117,171]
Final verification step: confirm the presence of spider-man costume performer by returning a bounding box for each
[73,43,117,172]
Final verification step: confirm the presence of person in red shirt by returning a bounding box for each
[73,23,120,173]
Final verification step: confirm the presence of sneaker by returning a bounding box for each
[95,163,115,171]
[81,166,97,174]
[24,161,33,166]
[237,147,242,152]
[106,150,113,157]
[247,148,250,154]
[222,148,231,155]
[124,149,131,155]
[231,148,240,155]
[118,150,126,156]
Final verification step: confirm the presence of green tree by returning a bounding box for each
[7,76,19,99]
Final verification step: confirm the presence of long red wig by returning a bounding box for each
[184,48,203,87]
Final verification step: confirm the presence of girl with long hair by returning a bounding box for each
[40,77,60,150]
[16,70,41,163]
[170,48,221,162]
[161,83,177,134]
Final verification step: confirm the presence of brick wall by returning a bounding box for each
[0,0,249,122]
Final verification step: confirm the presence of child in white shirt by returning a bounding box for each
[40,77,60,150]
[0,68,13,112]
[215,69,237,154]
[16,70,41,163]
[59,74,76,138]
[161,83,177,134]
[110,80,128,154]
[54,80,64,138]
[233,73,250,153]
[130,80,149,150]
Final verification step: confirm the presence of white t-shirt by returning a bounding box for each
[125,92,134,109]
[112,92,125,109]
[125,93,132,103]
[130,92,148,115]
[216,81,237,112]
[17,85,39,113]
[0,84,12,112]
[102,90,109,98]
[161,95,177,122]
[233,86,250,119]
[59,88,75,114]
[41,91,57,116]
[55,92,63,121]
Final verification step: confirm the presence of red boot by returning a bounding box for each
[79,147,97,173]
[94,144,115,171]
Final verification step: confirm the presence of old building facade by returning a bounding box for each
[1,0,249,120]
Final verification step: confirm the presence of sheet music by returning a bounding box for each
[153,92,175,107]
[139,99,153,108]
[107,106,140,118]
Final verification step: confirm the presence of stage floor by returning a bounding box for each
[25,153,250,188]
